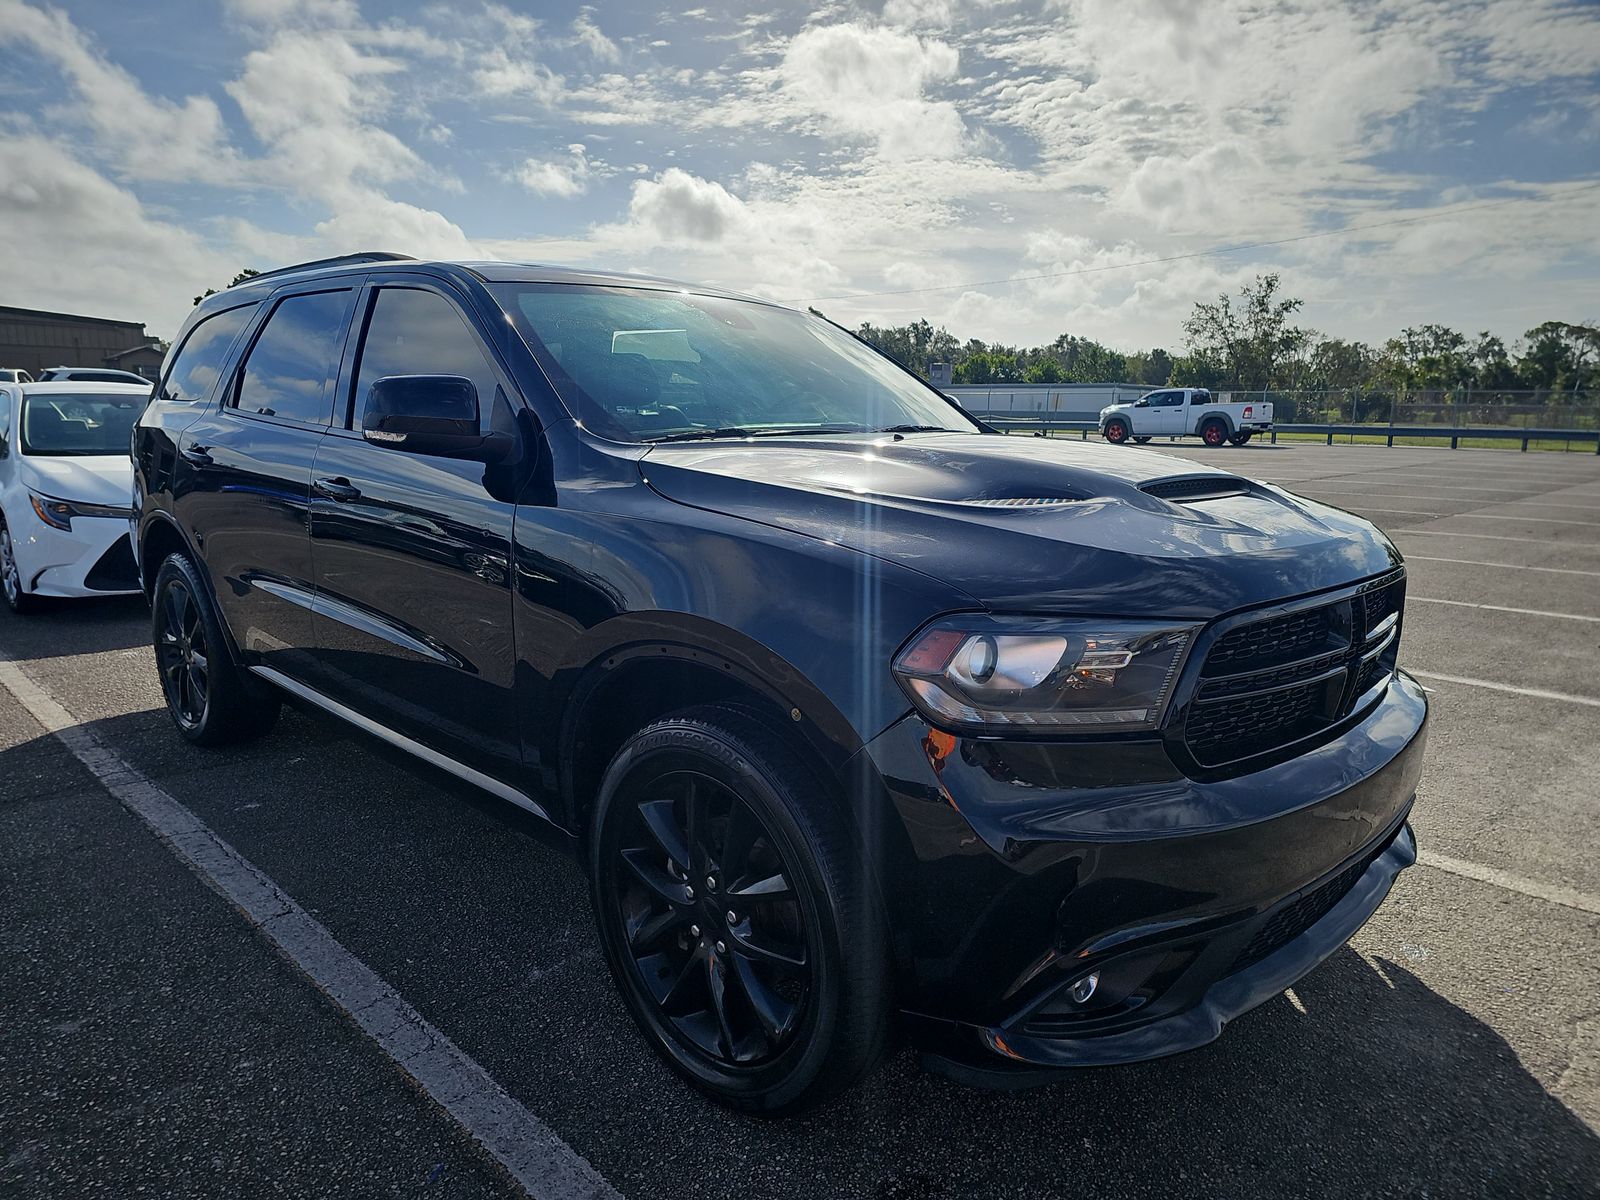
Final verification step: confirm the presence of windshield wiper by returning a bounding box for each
[874,424,961,434]
[645,424,869,444]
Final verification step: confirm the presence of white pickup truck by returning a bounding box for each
[1098,388,1273,448]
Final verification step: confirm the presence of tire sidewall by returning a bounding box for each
[1104,420,1129,444]
[1202,420,1226,446]
[588,723,849,1112]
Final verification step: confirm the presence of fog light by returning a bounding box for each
[1069,972,1099,1005]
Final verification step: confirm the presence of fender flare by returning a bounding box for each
[1193,409,1236,437]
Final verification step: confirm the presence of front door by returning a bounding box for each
[307,280,522,780]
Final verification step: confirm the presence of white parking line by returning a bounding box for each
[1416,850,1600,917]
[1452,513,1600,527]
[1410,597,1600,623]
[1392,528,1600,545]
[1409,669,1600,709]
[1405,554,1600,578]
[0,654,619,1200]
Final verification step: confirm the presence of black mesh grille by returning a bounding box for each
[84,536,138,591]
[1141,475,1249,502]
[1183,570,1405,768]
[1228,830,1395,974]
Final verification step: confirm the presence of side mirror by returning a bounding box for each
[362,375,510,462]
[1135,398,1149,407]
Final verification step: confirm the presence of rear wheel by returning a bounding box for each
[1103,419,1131,445]
[152,553,280,746]
[1229,432,1253,446]
[590,704,888,1113]
[1200,420,1228,447]
[1133,436,1152,444]
[0,519,42,614]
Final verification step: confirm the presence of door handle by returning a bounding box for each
[179,443,213,466]
[313,476,362,502]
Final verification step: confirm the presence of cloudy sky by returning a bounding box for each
[1,0,1597,349]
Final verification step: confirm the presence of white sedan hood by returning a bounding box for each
[23,454,133,507]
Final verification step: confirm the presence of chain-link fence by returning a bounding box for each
[1218,388,1599,431]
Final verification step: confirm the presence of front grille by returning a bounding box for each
[1183,569,1405,768]
[84,536,138,591]
[1228,830,1395,974]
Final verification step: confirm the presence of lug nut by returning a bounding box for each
[726,911,738,924]
[705,876,717,891]
[685,886,695,900]
[715,941,727,954]
[689,924,701,938]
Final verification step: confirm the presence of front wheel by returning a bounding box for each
[1103,420,1131,445]
[1200,420,1228,447]
[151,554,280,745]
[0,519,42,614]
[589,704,888,1113]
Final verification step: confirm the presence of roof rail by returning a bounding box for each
[234,252,417,288]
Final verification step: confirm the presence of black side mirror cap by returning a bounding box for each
[362,375,511,463]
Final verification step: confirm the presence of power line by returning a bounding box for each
[796,181,1600,305]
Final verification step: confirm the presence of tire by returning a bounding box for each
[0,518,43,614]
[1200,420,1228,447]
[1229,432,1253,446]
[589,703,889,1114]
[1133,436,1152,444]
[1103,419,1131,445]
[151,553,280,746]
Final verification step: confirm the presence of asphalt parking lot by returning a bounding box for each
[3,442,1598,1199]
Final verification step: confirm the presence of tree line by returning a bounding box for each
[845,275,1598,397]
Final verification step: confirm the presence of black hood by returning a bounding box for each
[639,433,1401,618]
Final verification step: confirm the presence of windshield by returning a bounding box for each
[490,284,979,443]
[20,392,143,457]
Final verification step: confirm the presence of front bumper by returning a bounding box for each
[856,669,1427,1081]
[7,509,140,598]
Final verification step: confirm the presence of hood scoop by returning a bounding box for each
[1141,475,1251,503]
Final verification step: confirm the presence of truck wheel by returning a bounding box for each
[589,704,889,1113]
[1200,420,1228,447]
[1103,420,1131,445]
[1229,432,1253,446]
[1133,437,1152,444]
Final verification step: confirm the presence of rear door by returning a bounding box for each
[306,277,522,780]
[177,284,358,681]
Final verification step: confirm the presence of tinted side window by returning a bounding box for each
[234,290,353,426]
[161,305,257,404]
[352,288,498,431]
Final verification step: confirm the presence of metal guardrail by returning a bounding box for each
[978,415,1600,453]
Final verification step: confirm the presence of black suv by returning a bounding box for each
[133,253,1427,1112]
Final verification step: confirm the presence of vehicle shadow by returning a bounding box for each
[16,705,1598,1200]
[0,594,148,660]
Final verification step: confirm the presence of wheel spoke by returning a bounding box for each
[729,926,806,970]
[720,802,760,882]
[162,586,185,637]
[728,951,800,1043]
[628,907,688,954]
[620,848,691,907]
[637,798,691,871]
[726,871,792,902]
[659,944,706,1012]
[682,777,709,873]
[705,953,736,1058]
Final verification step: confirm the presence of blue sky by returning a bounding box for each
[1,0,1597,349]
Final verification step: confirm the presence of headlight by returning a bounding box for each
[893,616,1199,733]
[28,491,133,531]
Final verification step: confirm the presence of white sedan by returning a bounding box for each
[0,381,149,614]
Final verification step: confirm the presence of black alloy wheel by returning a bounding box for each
[1104,420,1130,444]
[0,519,40,614]
[591,705,888,1113]
[151,553,280,745]
[156,573,209,729]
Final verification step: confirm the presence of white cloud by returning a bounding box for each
[625,168,755,242]
[0,0,237,181]
[572,8,621,63]
[516,144,593,197]
[774,23,965,158]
